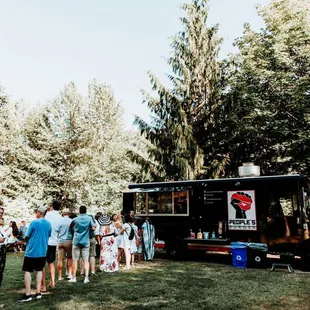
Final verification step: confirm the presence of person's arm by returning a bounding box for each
[119,223,127,235]
[24,223,34,243]
[0,231,5,243]
[69,220,75,236]
[55,220,62,235]
[94,220,100,235]
[89,218,96,231]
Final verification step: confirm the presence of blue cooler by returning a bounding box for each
[231,242,248,268]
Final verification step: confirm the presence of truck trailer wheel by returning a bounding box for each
[166,237,188,261]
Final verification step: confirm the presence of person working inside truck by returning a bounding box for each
[261,194,300,246]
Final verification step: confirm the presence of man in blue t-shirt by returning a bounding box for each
[18,206,51,303]
[69,205,95,284]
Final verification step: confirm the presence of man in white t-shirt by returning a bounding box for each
[41,200,62,292]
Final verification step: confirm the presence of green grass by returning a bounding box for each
[1,252,310,310]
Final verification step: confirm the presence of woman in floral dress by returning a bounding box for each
[98,214,118,272]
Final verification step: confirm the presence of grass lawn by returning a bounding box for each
[0,252,310,310]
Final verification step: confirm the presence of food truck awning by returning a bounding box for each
[122,186,191,193]
[127,174,309,190]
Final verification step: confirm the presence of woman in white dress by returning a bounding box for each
[130,222,138,267]
[119,215,133,270]
[98,214,118,272]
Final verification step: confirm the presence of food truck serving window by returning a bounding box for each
[135,193,146,214]
[134,190,189,216]
[268,192,297,217]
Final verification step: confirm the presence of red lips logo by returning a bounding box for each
[231,192,252,211]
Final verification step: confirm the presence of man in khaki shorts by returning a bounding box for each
[79,214,97,277]
[57,208,73,280]
[69,205,95,284]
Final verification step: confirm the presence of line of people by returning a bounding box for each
[0,202,156,302]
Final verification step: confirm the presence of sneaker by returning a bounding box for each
[35,293,42,299]
[83,278,90,284]
[68,277,76,283]
[58,277,64,281]
[67,274,73,279]
[17,294,33,302]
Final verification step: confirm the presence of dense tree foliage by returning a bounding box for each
[135,0,310,179]
[0,82,138,214]
[223,0,310,176]
[2,0,310,218]
[134,0,224,180]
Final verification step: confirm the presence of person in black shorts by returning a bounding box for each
[18,206,51,302]
[41,200,62,291]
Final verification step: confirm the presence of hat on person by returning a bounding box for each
[97,214,111,226]
[62,208,70,215]
[35,206,46,214]
[21,218,26,222]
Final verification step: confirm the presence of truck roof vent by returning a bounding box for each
[238,162,260,177]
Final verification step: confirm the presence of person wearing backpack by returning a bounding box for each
[119,215,134,270]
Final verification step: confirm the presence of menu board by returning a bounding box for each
[204,190,225,205]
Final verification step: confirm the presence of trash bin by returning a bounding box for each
[231,242,248,268]
[247,243,268,268]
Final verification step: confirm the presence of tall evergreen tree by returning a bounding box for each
[135,0,223,181]
[223,0,310,176]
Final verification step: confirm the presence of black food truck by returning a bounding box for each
[123,172,310,269]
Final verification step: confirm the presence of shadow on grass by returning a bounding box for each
[1,253,310,310]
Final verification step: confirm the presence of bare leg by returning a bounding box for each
[90,257,96,274]
[71,260,78,278]
[41,267,47,292]
[131,253,135,266]
[67,258,73,277]
[124,248,131,269]
[24,271,32,296]
[80,258,84,275]
[48,262,55,288]
[84,259,90,280]
[118,248,122,264]
[57,258,63,280]
[36,271,43,294]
